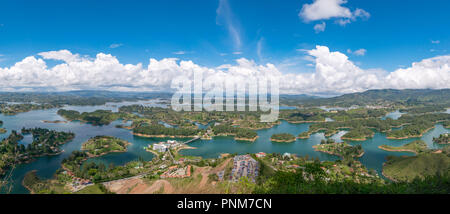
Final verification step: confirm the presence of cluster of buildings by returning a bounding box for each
[62,170,92,192]
[230,155,259,183]
[150,140,181,153]
[160,165,191,178]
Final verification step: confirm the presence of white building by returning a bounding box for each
[153,143,168,153]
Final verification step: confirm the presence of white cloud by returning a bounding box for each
[109,43,123,49]
[232,51,243,55]
[299,0,370,32]
[216,0,242,50]
[347,48,367,56]
[0,47,448,94]
[431,40,440,44]
[385,55,450,89]
[314,22,326,33]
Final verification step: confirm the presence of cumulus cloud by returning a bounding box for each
[299,0,370,32]
[314,22,326,33]
[385,55,450,89]
[0,47,448,94]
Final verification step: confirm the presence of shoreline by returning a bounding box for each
[377,145,417,154]
[82,139,132,158]
[313,145,365,158]
[270,138,296,143]
[386,127,434,140]
[133,132,197,139]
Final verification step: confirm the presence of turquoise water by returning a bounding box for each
[0,105,448,194]
[382,110,404,120]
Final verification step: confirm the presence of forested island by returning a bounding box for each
[270,133,296,143]
[81,136,131,157]
[133,123,200,138]
[211,124,258,141]
[0,103,61,115]
[313,140,364,159]
[433,133,449,145]
[0,128,74,176]
[379,140,428,154]
[57,109,137,126]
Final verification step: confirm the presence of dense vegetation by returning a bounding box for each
[379,140,428,154]
[133,123,200,137]
[61,151,149,183]
[0,91,172,106]
[0,103,60,115]
[433,133,449,145]
[254,162,450,194]
[81,136,131,157]
[400,105,447,114]
[270,133,296,143]
[314,142,364,159]
[299,112,450,140]
[211,124,258,140]
[0,128,74,176]
[383,152,450,182]
[293,89,450,107]
[57,109,136,125]
[341,126,374,141]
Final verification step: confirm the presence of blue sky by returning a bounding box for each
[0,0,448,71]
[0,0,449,94]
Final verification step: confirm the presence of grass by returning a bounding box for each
[75,184,107,194]
[383,152,450,182]
[379,140,428,154]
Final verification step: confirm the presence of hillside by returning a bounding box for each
[295,89,450,107]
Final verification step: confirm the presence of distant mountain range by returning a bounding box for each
[295,89,450,107]
[0,89,448,107]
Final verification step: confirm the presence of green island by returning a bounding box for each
[0,128,6,134]
[81,136,131,157]
[133,123,201,138]
[57,109,137,126]
[433,133,449,145]
[297,112,450,140]
[0,128,74,176]
[270,133,296,143]
[0,103,61,115]
[378,140,428,154]
[313,139,364,159]
[211,124,258,141]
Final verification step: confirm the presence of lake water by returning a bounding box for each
[0,103,448,193]
[382,110,405,120]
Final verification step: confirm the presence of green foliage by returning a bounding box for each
[212,124,257,139]
[433,133,449,145]
[58,109,134,125]
[379,140,428,154]
[82,136,130,156]
[384,152,450,182]
[254,162,450,194]
[133,123,199,137]
[271,133,296,142]
[0,128,74,176]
